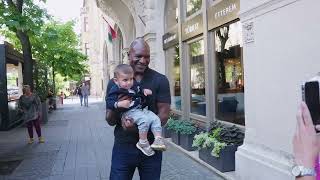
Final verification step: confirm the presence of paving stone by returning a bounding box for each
[0,97,224,180]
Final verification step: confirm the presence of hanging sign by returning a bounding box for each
[162,26,179,50]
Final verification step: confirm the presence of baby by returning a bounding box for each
[106,64,166,156]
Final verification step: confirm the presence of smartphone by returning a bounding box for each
[302,78,320,126]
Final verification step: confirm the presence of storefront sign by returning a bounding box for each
[162,27,179,50]
[207,0,240,30]
[181,14,203,41]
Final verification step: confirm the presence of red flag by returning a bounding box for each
[103,17,117,42]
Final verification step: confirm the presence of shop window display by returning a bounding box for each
[165,0,179,29]
[214,21,245,125]
[186,0,202,17]
[167,46,181,111]
[189,39,206,116]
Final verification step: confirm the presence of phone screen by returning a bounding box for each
[305,81,320,125]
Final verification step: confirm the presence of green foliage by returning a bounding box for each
[192,121,244,158]
[33,60,49,102]
[32,21,88,81]
[192,129,227,157]
[166,117,197,135]
[209,121,244,146]
[0,0,48,34]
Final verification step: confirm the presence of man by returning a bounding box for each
[105,37,171,180]
[81,82,90,107]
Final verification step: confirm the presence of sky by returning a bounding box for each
[45,0,83,34]
[0,0,83,42]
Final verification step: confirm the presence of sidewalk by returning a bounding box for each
[0,98,224,180]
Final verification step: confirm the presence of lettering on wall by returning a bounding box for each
[214,3,237,19]
[181,14,203,41]
[184,23,199,35]
[208,0,240,30]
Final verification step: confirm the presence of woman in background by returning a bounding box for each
[18,85,44,144]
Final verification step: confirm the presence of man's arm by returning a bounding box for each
[105,109,119,126]
[157,102,170,126]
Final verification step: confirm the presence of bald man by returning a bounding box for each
[105,37,171,180]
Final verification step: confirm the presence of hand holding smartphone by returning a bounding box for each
[302,73,320,127]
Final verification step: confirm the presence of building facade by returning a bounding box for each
[85,0,320,179]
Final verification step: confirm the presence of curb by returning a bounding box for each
[165,138,237,180]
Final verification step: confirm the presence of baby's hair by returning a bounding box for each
[114,64,134,78]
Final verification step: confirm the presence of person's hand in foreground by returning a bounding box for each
[293,102,320,180]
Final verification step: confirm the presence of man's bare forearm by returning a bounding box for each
[157,103,170,126]
[105,109,118,126]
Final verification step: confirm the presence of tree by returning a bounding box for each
[1,19,88,95]
[0,0,48,90]
[32,21,87,93]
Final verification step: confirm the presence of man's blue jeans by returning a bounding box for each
[110,143,162,180]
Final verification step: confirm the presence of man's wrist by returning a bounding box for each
[295,157,316,168]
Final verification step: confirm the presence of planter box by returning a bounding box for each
[163,127,172,138]
[199,144,238,172]
[171,131,180,145]
[41,99,49,124]
[179,133,196,151]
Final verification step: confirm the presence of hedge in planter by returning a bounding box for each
[166,117,180,145]
[192,124,244,172]
[177,120,197,151]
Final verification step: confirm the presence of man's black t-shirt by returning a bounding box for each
[106,68,171,144]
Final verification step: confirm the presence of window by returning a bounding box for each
[167,45,181,111]
[84,17,88,32]
[189,39,205,116]
[165,0,178,29]
[186,0,202,17]
[7,63,22,101]
[214,21,245,125]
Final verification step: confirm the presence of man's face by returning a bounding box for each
[129,42,150,74]
[115,72,134,90]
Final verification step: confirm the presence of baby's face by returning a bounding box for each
[116,72,134,90]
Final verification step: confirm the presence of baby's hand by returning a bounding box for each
[143,89,152,96]
[117,100,131,108]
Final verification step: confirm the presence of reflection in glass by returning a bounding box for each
[215,21,245,125]
[190,40,205,116]
[167,46,181,110]
[7,63,23,101]
[186,0,202,17]
[165,0,179,29]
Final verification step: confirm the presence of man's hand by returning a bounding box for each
[117,100,131,108]
[293,102,320,168]
[143,89,152,96]
[121,115,135,130]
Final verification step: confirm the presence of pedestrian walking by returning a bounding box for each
[18,85,45,144]
[105,37,171,180]
[75,85,83,106]
[60,91,64,105]
[81,82,90,107]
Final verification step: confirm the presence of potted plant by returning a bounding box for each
[177,120,197,151]
[163,117,173,138]
[166,118,181,145]
[192,121,244,172]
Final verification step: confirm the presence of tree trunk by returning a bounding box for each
[16,30,34,90]
[52,61,56,95]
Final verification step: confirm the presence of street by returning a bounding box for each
[0,97,223,180]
